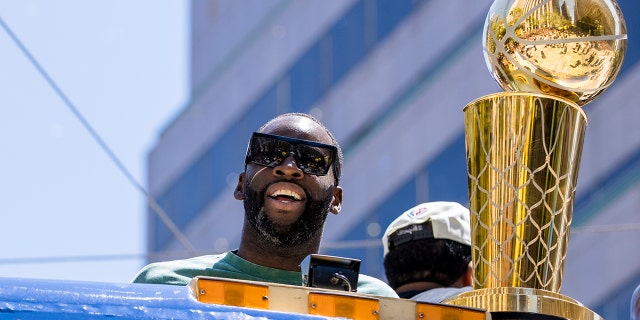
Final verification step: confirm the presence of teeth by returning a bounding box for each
[270,189,302,200]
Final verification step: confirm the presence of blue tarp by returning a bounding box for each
[0,277,337,319]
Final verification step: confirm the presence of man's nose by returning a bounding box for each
[273,153,303,178]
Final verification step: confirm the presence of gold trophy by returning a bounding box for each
[444,0,627,319]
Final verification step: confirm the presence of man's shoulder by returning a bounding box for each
[148,253,227,270]
[131,253,228,285]
[411,286,472,303]
[356,274,399,298]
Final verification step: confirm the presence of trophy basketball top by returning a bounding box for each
[483,0,628,107]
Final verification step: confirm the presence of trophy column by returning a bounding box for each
[443,0,627,319]
[446,92,595,319]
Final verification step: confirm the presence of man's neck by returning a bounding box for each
[395,281,444,294]
[395,276,468,295]
[236,224,321,271]
[236,246,308,271]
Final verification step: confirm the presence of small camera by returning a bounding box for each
[300,254,361,292]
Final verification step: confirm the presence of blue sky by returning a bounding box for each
[0,1,188,283]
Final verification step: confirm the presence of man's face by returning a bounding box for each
[242,180,334,247]
[235,116,342,247]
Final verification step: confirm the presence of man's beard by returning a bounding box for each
[243,183,333,248]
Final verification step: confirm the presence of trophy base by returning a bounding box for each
[443,287,603,320]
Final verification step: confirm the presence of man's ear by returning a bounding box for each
[463,261,473,287]
[234,172,246,200]
[329,186,343,215]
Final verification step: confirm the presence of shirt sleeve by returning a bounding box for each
[131,261,193,286]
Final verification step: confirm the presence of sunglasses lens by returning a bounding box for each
[248,133,335,176]
[294,146,332,175]
[250,137,290,167]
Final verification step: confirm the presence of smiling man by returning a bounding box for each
[132,113,398,298]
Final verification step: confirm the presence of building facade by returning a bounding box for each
[146,0,640,318]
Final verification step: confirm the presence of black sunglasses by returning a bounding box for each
[245,132,339,177]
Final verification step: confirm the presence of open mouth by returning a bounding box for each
[269,189,303,201]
